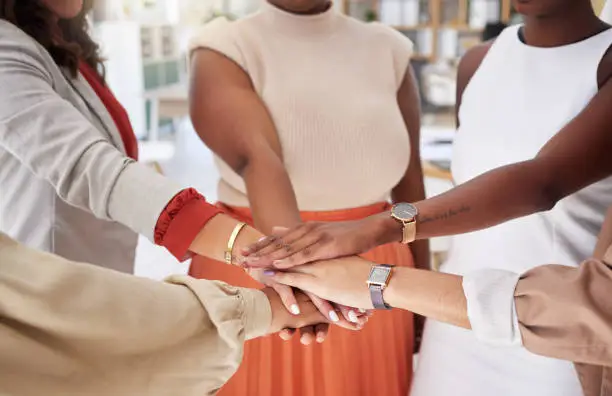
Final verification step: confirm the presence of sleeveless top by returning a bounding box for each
[189,3,414,211]
[447,25,612,276]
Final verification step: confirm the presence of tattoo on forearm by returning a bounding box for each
[419,205,471,224]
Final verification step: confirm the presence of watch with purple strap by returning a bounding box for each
[367,264,395,310]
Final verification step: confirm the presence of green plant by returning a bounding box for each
[364,9,377,22]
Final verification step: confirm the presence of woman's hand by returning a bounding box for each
[262,288,366,335]
[262,257,375,309]
[243,215,400,269]
[248,267,368,344]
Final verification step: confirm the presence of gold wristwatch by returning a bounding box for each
[390,203,418,244]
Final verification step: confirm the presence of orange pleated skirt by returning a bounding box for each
[189,202,414,396]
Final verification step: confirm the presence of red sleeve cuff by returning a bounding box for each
[154,188,223,261]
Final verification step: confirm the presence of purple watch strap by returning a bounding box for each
[369,284,390,310]
[369,264,393,310]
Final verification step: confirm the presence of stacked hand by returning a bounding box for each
[248,267,368,343]
[243,220,390,312]
[263,257,375,309]
[263,288,366,335]
[242,214,396,269]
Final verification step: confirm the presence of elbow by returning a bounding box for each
[231,154,250,177]
[534,182,563,213]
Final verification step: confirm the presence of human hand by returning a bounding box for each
[243,214,400,270]
[248,267,368,344]
[262,257,375,310]
[262,288,366,335]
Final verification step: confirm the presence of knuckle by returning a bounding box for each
[305,222,318,231]
[319,232,332,243]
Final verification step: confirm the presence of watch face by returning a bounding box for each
[369,266,391,285]
[392,203,418,221]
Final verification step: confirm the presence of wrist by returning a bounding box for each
[262,288,283,334]
[372,212,404,245]
[383,267,409,310]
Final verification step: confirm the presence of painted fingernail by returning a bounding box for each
[329,311,340,322]
[348,310,359,323]
[263,270,275,276]
[290,304,300,315]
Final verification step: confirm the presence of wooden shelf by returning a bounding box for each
[442,24,483,33]
[422,160,453,181]
[341,0,512,63]
[412,54,434,62]
[392,24,433,30]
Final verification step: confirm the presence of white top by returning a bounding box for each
[413,25,612,396]
[189,3,414,210]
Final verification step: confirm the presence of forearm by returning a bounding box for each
[375,160,555,244]
[413,161,553,239]
[243,159,302,234]
[384,267,470,329]
[188,214,264,263]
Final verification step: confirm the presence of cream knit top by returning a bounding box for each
[190,2,414,211]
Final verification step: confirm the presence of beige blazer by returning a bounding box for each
[0,20,184,272]
[0,232,271,396]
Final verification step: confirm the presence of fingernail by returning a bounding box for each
[258,237,267,242]
[290,304,300,315]
[358,308,367,314]
[263,270,275,276]
[272,260,283,267]
[329,311,340,322]
[348,310,359,323]
[316,336,325,343]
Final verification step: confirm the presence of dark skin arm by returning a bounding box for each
[244,45,612,273]
[189,49,301,235]
[189,50,363,343]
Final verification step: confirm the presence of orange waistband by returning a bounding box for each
[216,202,390,225]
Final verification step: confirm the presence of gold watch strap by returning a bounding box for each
[401,219,417,244]
[225,222,247,265]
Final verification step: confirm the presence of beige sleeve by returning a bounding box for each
[0,233,271,396]
[188,17,248,72]
[370,23,414,88]
[515,248,612,367]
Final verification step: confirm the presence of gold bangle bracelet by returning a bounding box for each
[225,222,247,266]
